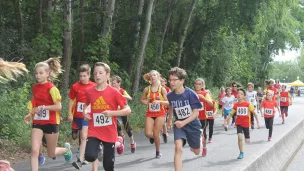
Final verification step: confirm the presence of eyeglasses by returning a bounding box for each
[169,79,180,82]
[194,83,202,85]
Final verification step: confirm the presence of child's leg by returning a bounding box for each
[102,141,115,171]
[174,139,184,171]
[209,120,214,139]
[269,117,274,138]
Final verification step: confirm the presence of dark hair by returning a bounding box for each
[79,64,91,74]
[169,67,187,80]
[238,88,246,96]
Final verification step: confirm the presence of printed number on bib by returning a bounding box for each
[281,97,287,102]
[93,113,112,127]
[149,103,161,112]
[206,111,213,118]
[34,110,50,120]
[237,107,248,116]
[264,108,273,115]
[77,102,85,112]
[175,105,193,119]
[198,102,204,111]
[228,101,233,107]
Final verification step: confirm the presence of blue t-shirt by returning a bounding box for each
[167,87,202,121]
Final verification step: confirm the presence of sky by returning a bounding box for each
[274,49,300,61]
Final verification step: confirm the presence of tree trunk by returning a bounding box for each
[176,0,196,67]
[14,0,23,43]
[77,0,85,68]
[132,0,154,95]
[127,0,145,76]
[102,0,115,38]
[158,0,177,58]
[39,0,43,33]
[47,0,54,12]
[63,0,72,90]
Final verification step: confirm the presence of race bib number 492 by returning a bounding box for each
[175,105,193,119]
[34,110,50,120]
[237,107,248,116]
[149,103,161,112]
[93,113,112,127]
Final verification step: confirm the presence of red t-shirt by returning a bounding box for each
[280,91,290,106]
[206,100,216,120]
[274,83,281,90]
[218,93,225,105]
[85,85,127,143]
[164,86,171,93]
[232,90,238,98]
[233,101,255,128]
[30,82,62,125]
[261,100,277,118]
[197,90,210,120]
[68,81,95,118]
[264,87,278,101]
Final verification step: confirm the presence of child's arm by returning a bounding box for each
[198,94,213,106]
[123,90,133,101]
[104,105,131,117]
[224,110,236,125]
[276,106,281,116]
[140,87,149,105]
[289,93,292,105]
[67,98,74,121]
[175,109,199,128]
[260,102,264,117]
[252,110,260,128]
[167,106,173,129]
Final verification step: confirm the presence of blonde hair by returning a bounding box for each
[35,57,63,81]
[0,58,29,83]
[143,70,161,84]
[79,64,91,74]
[94,62,111,73]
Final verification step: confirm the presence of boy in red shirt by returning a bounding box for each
[69,64,95,169]
[83,62,131,171]
[223,88,260,159]
[260,91,281,141]
[280,85,292,124]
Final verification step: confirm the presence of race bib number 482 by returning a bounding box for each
[93,113,112,127]
[175,105,193,119]
[149,103,161,112]
[34,110,50,120]
[264,108,273,115]
[206,111,213,117]
[237,107,248,116]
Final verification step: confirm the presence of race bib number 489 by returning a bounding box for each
[93,113,112,127]
[175,105,193,120]
[149,103,161,112]
[34,110,50,120]
[237,107,248,116]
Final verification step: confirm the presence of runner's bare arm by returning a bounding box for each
[82,104,92,120]
[198,94,213,106]
[224,110,235,123]
[67,99,74,120]
[176,109,199,127]
[251,110,260,128]
[103,105,131,117]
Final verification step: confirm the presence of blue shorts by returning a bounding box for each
[174,119,202,149]
[73,118,88,130]
[224,109,232,117]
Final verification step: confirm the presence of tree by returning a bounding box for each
[63,0,72,90]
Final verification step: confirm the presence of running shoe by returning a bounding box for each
[202,147,207,157]
[131,142,136,153]
[38,154,46,166]
[63,143,72,162]
[268,137,272,142]
[237,152,244,159]
[208,138,212,143]
[117,136,125,155]
[149,138,154,144]
[156,151,162,159]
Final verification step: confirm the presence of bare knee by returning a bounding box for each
[31,148,40,157]
[175,144,183,155]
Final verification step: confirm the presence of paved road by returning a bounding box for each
[13,97,304,171]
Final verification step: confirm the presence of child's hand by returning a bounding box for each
[24,114,31,124]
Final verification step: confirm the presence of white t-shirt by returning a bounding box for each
[222,96,235,110]
[246,91,257,106]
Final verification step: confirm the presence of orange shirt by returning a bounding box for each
[264,87,278,100]
[85,85,127,142]
[68,81,95,118]
[261,100,277,118]
[146,86,166,117]
[232,101,255,128]
[28,82,61,125]
[196,90,210,120]
[280,91,291,106]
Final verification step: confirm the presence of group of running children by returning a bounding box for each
[0,58,293,171]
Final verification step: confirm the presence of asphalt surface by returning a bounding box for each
[285,141,304,171]
[13,97,304,171]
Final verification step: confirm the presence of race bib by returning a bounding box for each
[228,101,234,107]
[264,108,273,115]
[237,107,248,116]
[149,103,161,112]
[281,97,287,102]
[175,105,193,120]
[34,110,50,120]
[206,111,213,118]
[77,102,85,112]
[93,113,113,127]
[198,102,204,111]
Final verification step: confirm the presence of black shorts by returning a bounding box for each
[72,129,79,135]
[280,106,289,114]
[219,104,223,109]
[236,126,250,139]
[32,124,59,134]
